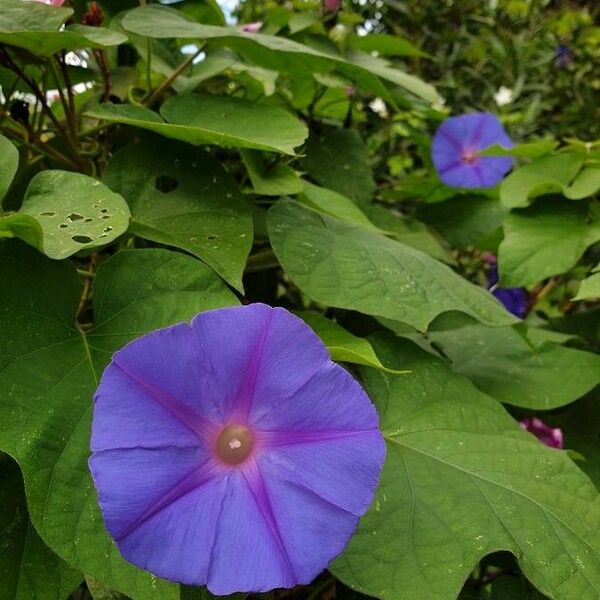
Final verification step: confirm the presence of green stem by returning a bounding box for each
[143,46,204,107]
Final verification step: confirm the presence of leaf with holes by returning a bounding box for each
[0,456,83,600]
[104,141,252,292]
[331,334,600,600]
[86,95,308,156]
[267,200,515,331]
[0,243,238,598]
[0,133,18,202]
[16,171,130,259]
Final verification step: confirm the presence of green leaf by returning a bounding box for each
[86,95,308,155]
[500,153,586,209]
[498,199,600,287]
[573,264,600,301]
[17,171,130,260]
[0,213,42,248]
[417,195,506,250]
[347,33,428,58]
[489,576,548,600]
[332,334,600,600]
[120,5,439,103]
[0,243,238,598]
[428,324,600,409]
[547,394,600,487]
[299,182,378,230]
[367,205,452,263]
[240,150,304,196]
[302,129,375,206]
[479,140,558,160]
[0,134,18,202]
[267,200,515,330]
[296,311,407,374]
[0,0,126,56]
[104,141,252,292]
[0,456,82,600]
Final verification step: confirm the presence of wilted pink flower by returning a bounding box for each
[241,22,262,33]
[520,417,563,449]
[323,0,342,12]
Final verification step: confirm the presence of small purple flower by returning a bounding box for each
[431,112,515,188]
[241,21,262,33]
[555,44,575,69]
[89,304,385,594]
[485,255,528,318]
[520,417,563,449]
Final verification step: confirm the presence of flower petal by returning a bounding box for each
[191,304,329,423]
[207,469,296,594]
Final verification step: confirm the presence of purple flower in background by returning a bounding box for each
[89,304,385,594]
[431,112,514,188]
[323,0,342,12]
[241,21,262,33]
[485,254,528,318]
[555,44,575,69]
[520,417,563,449]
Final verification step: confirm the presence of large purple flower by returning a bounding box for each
[431,112,514,188]
[89,304,385,594]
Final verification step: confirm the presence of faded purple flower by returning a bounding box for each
[486,258,528,318]
[520,417,563,449]
[323,0,342,12]
[241,21,262,33]
[431,112,514,188]
[89,304,385,594]
[555,44,575,69]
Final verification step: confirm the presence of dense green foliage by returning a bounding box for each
[0,1,598,599]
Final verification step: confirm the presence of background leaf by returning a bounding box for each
[268,200,515,331]
[0,455,82,600]
[0,134,18,202]
[498,199,600,287]
[332,335,600,600]
[428,324,600,409]
[87,95,308,155]
[104,141,252,292]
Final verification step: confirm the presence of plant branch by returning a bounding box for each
[143,46,204,107]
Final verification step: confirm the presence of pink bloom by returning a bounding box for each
[241,22,262,33]
[520,417,563,449]
[323,0,342,12]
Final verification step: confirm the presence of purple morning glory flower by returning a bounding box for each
[485,255,528,318]
[520,417,563,449]
[431,112,515,188]
[89,304,385,594]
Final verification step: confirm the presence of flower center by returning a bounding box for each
[461,148,479,165]
[215,424,254,465]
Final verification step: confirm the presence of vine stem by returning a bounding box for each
[143,46,204,107]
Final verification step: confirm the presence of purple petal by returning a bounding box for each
[258,431,384,516]
[520,417,563,449]
[255,362,380,432]
[207,469,296,594]
[191,305,330,424]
